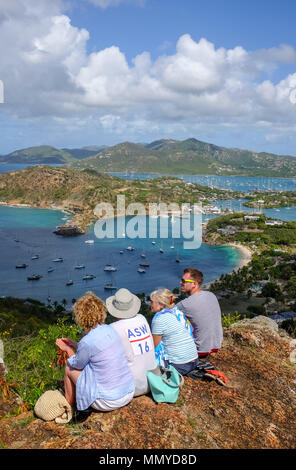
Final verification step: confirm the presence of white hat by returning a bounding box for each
[106,288,141,319]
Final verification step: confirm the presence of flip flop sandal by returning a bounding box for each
[204,370,228,386]
[186,369,207,380]
[195,361,215,371]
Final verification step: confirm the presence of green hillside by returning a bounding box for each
[0,145,106,164]
[69,138,296,177]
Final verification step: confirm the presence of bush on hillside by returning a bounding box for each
[4,318,81,409]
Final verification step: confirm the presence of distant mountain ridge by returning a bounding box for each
[0,145,107,164]
[69,137,296,177]
[1,138,296,177]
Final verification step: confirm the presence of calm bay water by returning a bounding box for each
[0,206,240,304]
[0,163,295,304]
[107,172,296,193]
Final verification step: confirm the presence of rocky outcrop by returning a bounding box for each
[53,225,84,236]
[0,316,295,449]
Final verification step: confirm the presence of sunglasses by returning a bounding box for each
[180,278,196,284]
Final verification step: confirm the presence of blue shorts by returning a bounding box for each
[165,357,199,376]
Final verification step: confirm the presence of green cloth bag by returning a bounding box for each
[146,365,184,403]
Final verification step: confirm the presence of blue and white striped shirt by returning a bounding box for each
[151,306,198,364]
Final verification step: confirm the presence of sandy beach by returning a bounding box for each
[226,242,253,270]
[203,242,253,289]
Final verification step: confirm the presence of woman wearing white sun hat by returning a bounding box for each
[106,288,157,397]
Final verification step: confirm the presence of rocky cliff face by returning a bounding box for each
[0,317,295,450]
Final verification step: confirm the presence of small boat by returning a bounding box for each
[85,240,94,244]
[120,250,124,254]
[47,267,54,273]
[152,241,156,245]
[137,268,146,273]
[126,246,134,251]
[104,265,117,272]
[27,274,42,281]
[159,248,163,253]
[83,274,96,280]
[66,280,73,286]
[140,263,150,267]
[104,283,117,290]
[74,264,85,269]
[52,257,63,262]
[141,253,146,258]
[31,255,39,260]
[15,263,27,269]
[176,258,180,263]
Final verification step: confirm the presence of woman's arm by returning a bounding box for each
[56,338,75,358]
[152,334,162,347]
[66,339,90,370]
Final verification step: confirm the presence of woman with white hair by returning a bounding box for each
[150,288,199,375]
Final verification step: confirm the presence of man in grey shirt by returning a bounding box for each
[176,267,223,358]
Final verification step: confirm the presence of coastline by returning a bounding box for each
[225,242,253,270]
[203,242,253,290]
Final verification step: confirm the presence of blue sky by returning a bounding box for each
[1,0,296,156]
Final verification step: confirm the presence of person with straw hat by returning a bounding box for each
[107,288,157,397]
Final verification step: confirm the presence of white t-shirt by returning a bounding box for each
[111,314,157,397]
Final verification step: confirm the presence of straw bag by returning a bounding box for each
[34,390,73,424]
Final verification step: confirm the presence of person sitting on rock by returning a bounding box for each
[106,288,157,397]
[176,268,223,359]
[56,291,135,412]
[150,288,199,375]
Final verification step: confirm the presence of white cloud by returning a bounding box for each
[86,0,145,9]
[1,0,296,149]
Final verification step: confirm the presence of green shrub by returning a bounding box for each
[222,312,241,327]
[4,318,81,409]
[246,305,267,316]
[280,318,296,338]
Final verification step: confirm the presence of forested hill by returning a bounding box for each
[2,138,296,176]
[0,145,106,164]
[69,137,296,177]
[0,165,236,232]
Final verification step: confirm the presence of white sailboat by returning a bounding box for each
[52,256,63,262]
[83,274,96,280]
[74,264,85,269]
[104,264,117,272]
[104,272,117,290]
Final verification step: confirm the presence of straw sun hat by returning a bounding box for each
[106,288,141,319]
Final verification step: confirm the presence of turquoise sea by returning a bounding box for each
[0,164,295,304]
[0,206,241,304]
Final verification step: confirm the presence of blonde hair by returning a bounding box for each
[150,288,175,308]
[73,291,107,331]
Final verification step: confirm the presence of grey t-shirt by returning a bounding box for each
[176,291,223,354]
